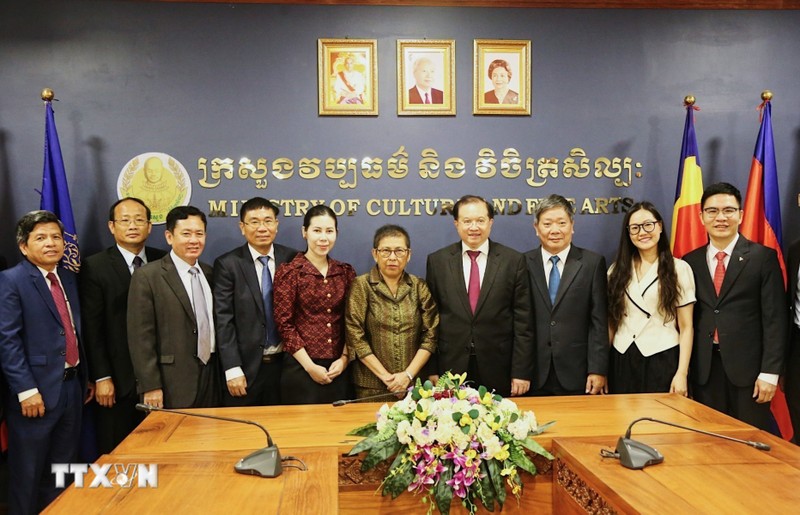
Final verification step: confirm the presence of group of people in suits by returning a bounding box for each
[2,183,800,513]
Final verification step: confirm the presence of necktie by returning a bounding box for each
[467,251,481,313]
[548,255,561,305]
[132,255,144,271]
[47,272,79,367]
[189,267,211,364]
[425,92,431,104]
[258,256,280,347]
[713,251,726,343]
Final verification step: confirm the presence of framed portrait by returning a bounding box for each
[318,39,378,116]
[397,40,455,116]
[473,39,531,116]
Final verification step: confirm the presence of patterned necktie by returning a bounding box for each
[189,267,211,364]
[132,255,144,272]
[467,250,481,314]
[425,92,431,104]
[548,255,561,305]
[47,272,79,366]
[258,256,280,347]
[713,251,726,343]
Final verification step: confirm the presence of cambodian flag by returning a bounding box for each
[40,100,80,273]
[670,103,707,258]
[740,98,793,441]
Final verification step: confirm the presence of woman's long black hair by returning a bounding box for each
[608,201,680,333]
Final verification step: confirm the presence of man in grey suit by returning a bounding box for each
[128,205,220,409]
[426,195,534,397]
[213,197,298,406]
[81,197,165,453]
[683,182,786,430]
[524,194,609,396]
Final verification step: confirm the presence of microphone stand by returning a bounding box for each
[136,403,287,477]
[603,416,771,470]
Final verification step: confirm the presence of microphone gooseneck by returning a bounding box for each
[625,417,771,451]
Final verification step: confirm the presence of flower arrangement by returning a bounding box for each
[346,372,554,514]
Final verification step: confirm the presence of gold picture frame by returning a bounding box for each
[474,39,531,116]
[318,39,378,116]
[397,39,455,116]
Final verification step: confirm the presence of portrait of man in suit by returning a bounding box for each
[425,195,534,397]
[683,182,787,430]
[213,197,298,406]
[524,194,609,396]
[407,56,444,105]
[128,205,221,409]
[0,210,90,514]
[80,197,166,453]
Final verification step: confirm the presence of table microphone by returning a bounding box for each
[333,390,405,407]
[136,403,283,477]
[602,416,771,470]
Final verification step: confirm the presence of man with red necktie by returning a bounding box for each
[0,210,90,515]
[683,182,787,430]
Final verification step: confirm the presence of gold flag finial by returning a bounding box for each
[41,88,55,102]
[683,95,695,107]
[761,90,773,102]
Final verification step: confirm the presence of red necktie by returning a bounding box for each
[47,272,79,366]
[467,250,481,313]
[425,92,431,104]
[713,251,726,342]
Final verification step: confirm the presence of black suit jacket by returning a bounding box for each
[213,243,297,385]
[425,240,534,396]
[683,235,787,387]
[80,246,166,397]
[524,246,609,391]
[127,254,214,408]
[408,87,444,104]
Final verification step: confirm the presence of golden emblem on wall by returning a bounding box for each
[117,152,191,224]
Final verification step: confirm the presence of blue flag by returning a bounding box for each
[40,101,80,272]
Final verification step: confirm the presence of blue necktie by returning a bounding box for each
[548,255,560,305]
[258,256,280,347]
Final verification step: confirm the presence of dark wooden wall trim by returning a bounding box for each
[152,0,800,10]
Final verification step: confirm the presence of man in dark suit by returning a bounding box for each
[785,240,800,443]
[683,182,786,430]
[407,57,444,104]
[128,205,220,409]
[524,194,609,396]
[426,195,534,397]
[80,198,165,453]
[213,197,298,406]
[0,210,89,514]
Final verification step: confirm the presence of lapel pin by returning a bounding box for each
[739,256,744,262]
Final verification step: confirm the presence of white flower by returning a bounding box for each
[396,420,412,445]
[376,403,390,432]
[507,418,529,441]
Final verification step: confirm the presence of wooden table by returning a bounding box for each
[47,394,774,513]
[552,429,800,514]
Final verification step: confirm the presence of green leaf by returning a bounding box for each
[509,443,537,476]
[476,461,496,512]
[362,434,401,471]
[530,420,556,436]
[510,412,518,423]
[452,412,462,423]
[486,459,506,507]
[346,422,378,437]
[492,394,502,403]
[519,436,555,460]
[434,462,454,515]
[411,388,421,401]
[347,434,380,456]
[382,452,415,499]
[424,379,433,390]
[468,409,479,419]
[461,425,470,435]
[478,385,487,398]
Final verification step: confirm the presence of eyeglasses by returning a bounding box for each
[114,219,150,227]
[375,248,409,258]
[458,218,489,228]
[628,220,658,235]
[702,207,740,218]
[243,219,277,229]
